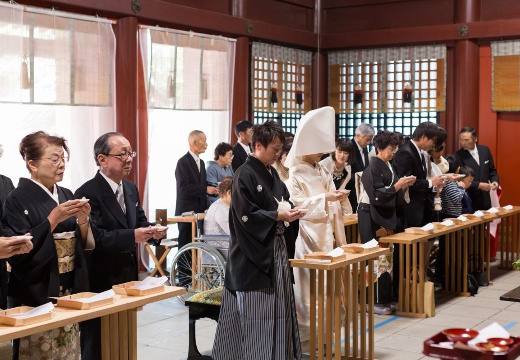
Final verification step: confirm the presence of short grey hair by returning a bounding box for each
[355,123,375,137]
[93,132,123,166]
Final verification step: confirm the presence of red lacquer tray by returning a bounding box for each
[424,332,520,360]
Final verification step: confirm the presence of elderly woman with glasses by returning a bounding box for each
[2,131,93,360]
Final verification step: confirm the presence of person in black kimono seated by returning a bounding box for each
[357,130,416,315]
[3,131,93,360]
[75,132,165,360]
[213,120,305,360]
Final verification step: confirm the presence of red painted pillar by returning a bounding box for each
[231,37,250,143]
[453,0,480,136]
[115,17,139,185]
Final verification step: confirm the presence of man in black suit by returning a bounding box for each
[175,130,214,250]
[455,126,499,211]
[231,120,253,171]
[393,122,445,227]
[346,122,375,212]
[76,132,165,360]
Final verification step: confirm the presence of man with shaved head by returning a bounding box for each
[175,130,215,255]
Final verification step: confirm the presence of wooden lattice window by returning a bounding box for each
[336,112,439,141]
[386,59,444,112]
[251,43,312,132]
[330,59,444,114]
[252,58,311,113]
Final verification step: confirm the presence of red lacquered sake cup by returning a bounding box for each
[442,328,479,343]
[475,342,509,353]
[487,338,514,347]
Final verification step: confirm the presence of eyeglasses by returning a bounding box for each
[105,151,137,161]
[41,155,69,166]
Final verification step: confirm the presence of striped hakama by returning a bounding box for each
[213,224,302,360]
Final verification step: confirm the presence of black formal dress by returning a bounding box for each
[393,140,433,227]
[175,152,208,247]
[0,175,14,311]
[358,158,407,304]
[0,205,15,311]
[75,171,152,360]
[346,139,369,212]
[0,174,15,205]
[3,178,89,359]
[455,144,499,211]
[231,142,249,172]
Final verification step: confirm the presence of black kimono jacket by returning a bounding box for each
[0,205,15,310]
[361,157,407,235]
[2,178,89,307]
[225,156,295,291]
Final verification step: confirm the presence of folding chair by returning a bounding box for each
[143,209,178,285]
[145,210,205,285]
[144,239,178,282]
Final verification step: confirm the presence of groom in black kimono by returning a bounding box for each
[76,132,165,360]
[213,120,304,360]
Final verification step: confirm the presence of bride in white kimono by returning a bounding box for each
[285,107,352,335]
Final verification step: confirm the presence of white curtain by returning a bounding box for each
[139,26,235,270]
[0,3,116,191]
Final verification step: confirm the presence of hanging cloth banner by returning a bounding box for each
[295,52,303,107]
[270,47,278,104]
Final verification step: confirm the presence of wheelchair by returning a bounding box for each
[170,231,229,303]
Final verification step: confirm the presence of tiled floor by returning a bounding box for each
[0,260,518,359]
[136,259,520,360]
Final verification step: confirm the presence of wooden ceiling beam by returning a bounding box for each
[322,17,520,49]
[17,0,318,48]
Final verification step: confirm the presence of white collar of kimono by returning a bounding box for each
[99,170,121,194]
[284,106,336,168]
[30,178,59,204]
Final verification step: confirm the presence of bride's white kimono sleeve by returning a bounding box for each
[287,161,349,330]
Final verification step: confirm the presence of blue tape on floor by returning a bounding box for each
[504,322,517,330]
[336,315,401,344]
[373,315,400,330]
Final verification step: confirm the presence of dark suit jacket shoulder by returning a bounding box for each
[175,152,207,214]
[346,139,365,211]
[75,172,151,292]
[232,143,248,171]
[455,144,499,210]
[393,141,432,226]
[75,172,150,253]
[349,139,365,174]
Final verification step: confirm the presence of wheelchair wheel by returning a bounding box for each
[170,242,226,302]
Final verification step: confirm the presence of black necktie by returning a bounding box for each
[363,147,369,168]
[421,152,426,173]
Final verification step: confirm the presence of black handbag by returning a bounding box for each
[469,254,489,287]
[467,273,479,296]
